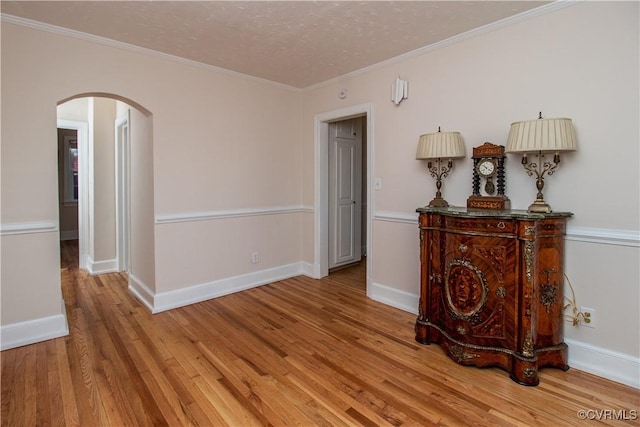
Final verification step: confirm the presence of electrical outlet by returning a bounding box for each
[251,251,259,264]
[580,306,596,328]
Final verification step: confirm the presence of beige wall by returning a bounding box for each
[92,98,117,262]
[58,97,89,122]
[129,107,156,292]
[302,1,639,359]
[0,233,63,325]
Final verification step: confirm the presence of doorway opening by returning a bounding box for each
[56,93,153,292]
[313,103,373,297]
[57,118,89,270]
[328,116,367,281]
[57,126,80,274]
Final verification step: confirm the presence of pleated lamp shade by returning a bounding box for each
[416,131,465,160]
[506,118,577,153]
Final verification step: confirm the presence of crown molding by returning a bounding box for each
[0,13,302,93]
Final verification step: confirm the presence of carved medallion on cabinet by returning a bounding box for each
[444,259,488,322]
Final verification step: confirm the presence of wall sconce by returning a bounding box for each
[416,127,466,207]
[506,112,577,213]
[391,77,408,105]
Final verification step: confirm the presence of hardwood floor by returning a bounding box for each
[2,242,638,426]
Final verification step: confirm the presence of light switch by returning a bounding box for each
[375,178,382,190]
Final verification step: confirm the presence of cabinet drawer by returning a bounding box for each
[444,216,514,234]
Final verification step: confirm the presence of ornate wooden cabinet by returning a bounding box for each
[414,207,572,386]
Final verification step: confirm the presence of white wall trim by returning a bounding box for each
[1,13,301,93]
[155,205,306,224]
[86,256,118,275]
[131,263,303,314]
[565,227,640,248]
[128,273,156,313]
[302,261,320,279]
[128,273,156,312]
[153,262,303,313]
[374,211,418,225]
[369,282,419,315]
[1,305,69,351]
[0,221,58,236]
[565,338,640,389]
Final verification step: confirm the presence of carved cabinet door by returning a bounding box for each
[439,230,517,350]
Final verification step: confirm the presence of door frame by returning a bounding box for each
[313,103,373,297]
[115,111,131,272]
[57,118,90,270]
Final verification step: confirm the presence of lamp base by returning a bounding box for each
[428,197,449,208]
[527,199,552,213]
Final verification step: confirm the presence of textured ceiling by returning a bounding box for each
[1,1,550,88]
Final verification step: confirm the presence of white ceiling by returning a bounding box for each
[1,1,550,89]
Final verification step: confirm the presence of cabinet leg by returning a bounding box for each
[511,359,539,386]
[415,321,432,344]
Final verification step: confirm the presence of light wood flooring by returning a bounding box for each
[1,240,638,426]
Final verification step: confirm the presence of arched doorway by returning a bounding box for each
[56,93,155,295]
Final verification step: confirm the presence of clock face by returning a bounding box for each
[477,159,497,177]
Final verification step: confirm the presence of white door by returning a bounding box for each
[329,117,362,269]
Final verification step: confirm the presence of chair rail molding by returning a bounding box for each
[0,221,58,236]
[155,205,306,224]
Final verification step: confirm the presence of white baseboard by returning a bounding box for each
[87,257,118,275]
[1,306,69,351]
[302,261,320,279]
[367,281,639,389]
[132,262,304,314]
[128,273,155,312]
[369,281,419,315]
[564,338,640,389]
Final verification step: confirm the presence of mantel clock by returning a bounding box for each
[467,142,510,210]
